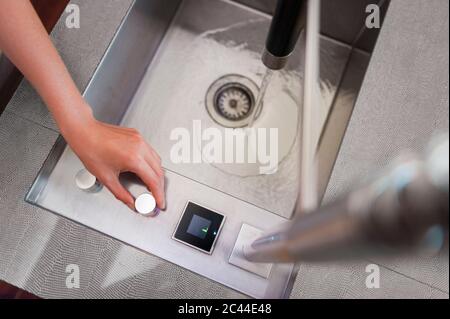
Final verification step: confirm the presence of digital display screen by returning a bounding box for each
[173,202,225,254]
[187,215,212,239]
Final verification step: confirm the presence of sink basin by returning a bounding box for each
[122,0,353,219]
[26,0,376,298]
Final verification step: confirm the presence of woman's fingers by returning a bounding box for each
[130,159,166,210]
[144,145,164,178]
[145,147,165,207]
[134,137,165,209]
[76,121,166,210]
[80,123,166,209]
[141,169,165,209]
[102,174,135,209]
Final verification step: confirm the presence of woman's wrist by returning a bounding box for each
[57,99,97,145]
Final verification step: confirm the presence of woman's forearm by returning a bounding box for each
[0,0,93,136]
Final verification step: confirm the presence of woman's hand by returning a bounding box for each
[65,115,166,210]
[0,0,166,210]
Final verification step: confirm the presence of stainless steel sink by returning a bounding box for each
[26,0,382,298]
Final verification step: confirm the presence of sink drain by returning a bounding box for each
[217,84,252,121]
[206,74,261,128]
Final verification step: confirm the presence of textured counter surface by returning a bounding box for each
[0,0,448,298]
[320,0,449,296]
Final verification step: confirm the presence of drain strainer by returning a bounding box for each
[206,74,261,128]
[217,84,252,121]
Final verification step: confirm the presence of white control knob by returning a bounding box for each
[135,193,159,217]
[75,169,102,193]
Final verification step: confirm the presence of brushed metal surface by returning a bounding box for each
[122,0,350,217]
[35,146,290,298]
[26,0,354,298]
[83,0,182,125]
[26,0,296,298]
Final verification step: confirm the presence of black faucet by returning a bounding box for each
[262,0,307,70]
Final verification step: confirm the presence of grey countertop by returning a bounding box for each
[0,0,448,298]
[320,0,449,295]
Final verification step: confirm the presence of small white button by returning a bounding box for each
[229,224,273,278]
[75,169,102,192]
[135,193,158,217]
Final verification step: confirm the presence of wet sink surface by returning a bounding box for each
[124,0,350,217]
[26,0,352,298]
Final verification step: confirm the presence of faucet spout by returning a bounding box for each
[262,0,307,70]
